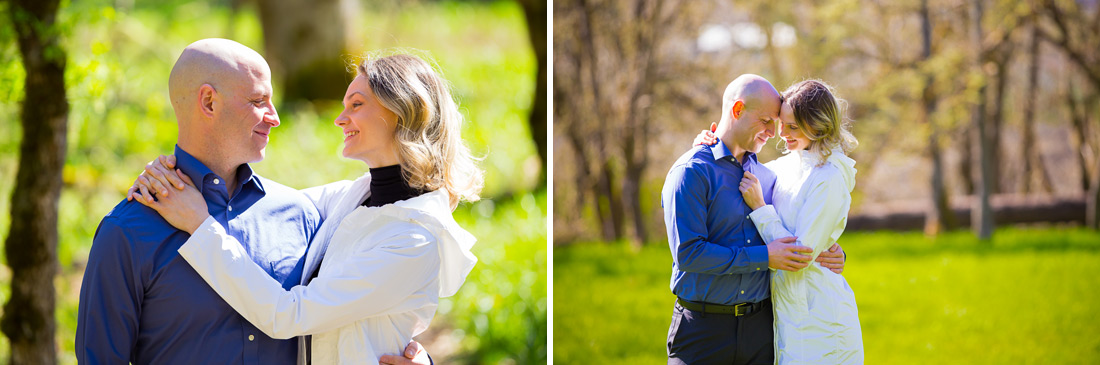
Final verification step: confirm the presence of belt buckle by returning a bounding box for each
[734,302,747,316]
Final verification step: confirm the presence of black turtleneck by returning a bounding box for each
[362,164,426,207]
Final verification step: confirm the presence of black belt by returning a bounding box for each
[677,297,767,316]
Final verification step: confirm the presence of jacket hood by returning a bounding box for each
[388,189,478,298]
[799,147,857,192]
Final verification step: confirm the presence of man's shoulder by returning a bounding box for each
[664,146,716,193]
[670,145,715,172]
[251,174,321,218]
[96,199,177,249]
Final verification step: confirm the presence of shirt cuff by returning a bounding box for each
[748,204,779,223]
[744,244,769,272]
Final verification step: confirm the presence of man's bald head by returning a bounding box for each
[716,74,782,156]
[720,74,781,119]
[168,38,270,124]
[168,38,280,174]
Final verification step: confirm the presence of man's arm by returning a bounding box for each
[663,163,769,274]
[75,218,142,364]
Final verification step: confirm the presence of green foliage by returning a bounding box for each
[0,0,543,363]
[554,228,1100,364]
[448,192,547,363]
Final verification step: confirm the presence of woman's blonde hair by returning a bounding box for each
[781,79,858,161]
[357,53,483,207]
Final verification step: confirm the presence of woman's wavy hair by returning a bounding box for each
[780,79,858,161]
[356,52,483,207]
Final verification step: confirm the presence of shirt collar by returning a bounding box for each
[709,139,758,166]
[174,145,263,195]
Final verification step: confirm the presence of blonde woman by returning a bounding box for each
[697,80,863,363]
[131,54,483,364]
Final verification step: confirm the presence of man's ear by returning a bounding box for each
[198,84,217,118]
[731,100,745,120]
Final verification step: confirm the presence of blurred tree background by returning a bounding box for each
[0,0,547,363]
[554,0,1100,363]
[554,0,1100,244]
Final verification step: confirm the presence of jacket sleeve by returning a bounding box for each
[178,216,440,339]
[663,163,769,275]
[747,204,795,246]
[76,218,143,364]
[300,180,354,220]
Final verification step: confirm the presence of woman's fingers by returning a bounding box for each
[159,155,184,189]
[177,169,196,188]
[126,183,137,201]
[138,183,154,204]
[149,176,169,198]
[147,158,184,191]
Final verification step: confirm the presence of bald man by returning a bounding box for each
[75,39,426,364]
[661,75,817,364]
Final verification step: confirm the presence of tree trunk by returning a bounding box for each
[256,0,354,103]
[517,0,547,186]
[970,0,994,240]
[596,160,625,241]
[919,0,953,235]
[1089,158,1100,230]
[959,126,975,195]
[2,0,68,363]
[1022,26,1053,193]
[989,57,1008,193]
[1068,80,1093,192]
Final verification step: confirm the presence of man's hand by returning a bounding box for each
[767,236,812,272]
[815,243,845,274]
[379,340,430,365]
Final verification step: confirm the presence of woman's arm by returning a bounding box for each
[747,205,796,247]
[300,180,356,220]
[177,216,440,339]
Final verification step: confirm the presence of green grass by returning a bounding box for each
[554,227,1100,364]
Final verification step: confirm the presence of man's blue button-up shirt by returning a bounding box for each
[76,146,321,364]
[661,140,777,306]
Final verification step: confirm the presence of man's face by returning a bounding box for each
[218,61,279,164]
[731,99,779,154]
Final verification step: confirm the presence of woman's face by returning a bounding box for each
[335,75,400,166]
[779,102,811,151]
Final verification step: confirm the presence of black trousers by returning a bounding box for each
[666,298,774,365]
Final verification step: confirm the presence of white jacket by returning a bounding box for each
[178,172,477,365]
[749,148,863,364]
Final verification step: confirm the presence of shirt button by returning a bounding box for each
[747,239,751,243]
[213,178,220,185]
[741,290,745,294]
[248,334,255,341]
[228,205,233,212]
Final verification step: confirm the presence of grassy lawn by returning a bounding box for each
[553,227,1100,364]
